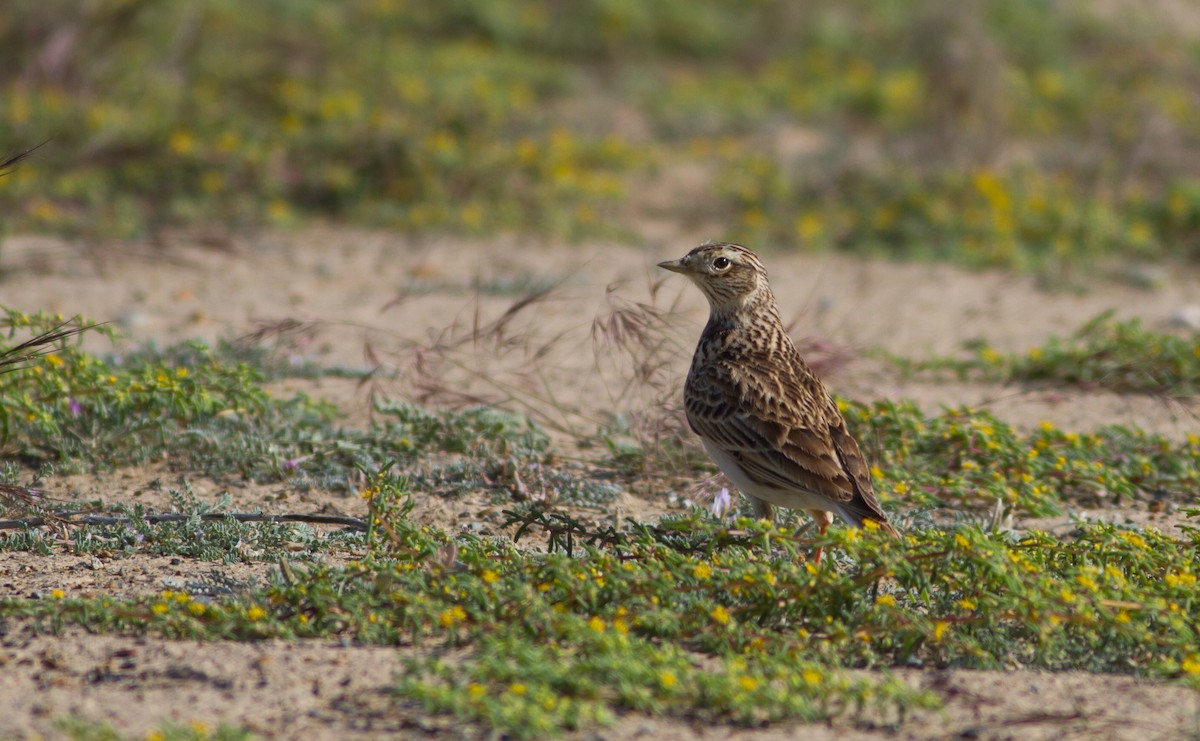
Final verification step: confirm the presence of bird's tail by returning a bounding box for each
[836,503,901,539]
[869,518,902,539]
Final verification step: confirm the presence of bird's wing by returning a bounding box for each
[685,358,855,503]
[827,418,896,532]
[686,355,896,531]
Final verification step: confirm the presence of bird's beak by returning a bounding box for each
[657,258,687,274]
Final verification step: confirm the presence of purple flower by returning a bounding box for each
[283,458,301,471]
[710,487,733,518]
[68,398,82,416]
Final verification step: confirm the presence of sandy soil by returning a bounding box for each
[1,229,1198,739]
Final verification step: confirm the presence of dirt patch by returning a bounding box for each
[1,625,1196,740]
[2,229,1199,738]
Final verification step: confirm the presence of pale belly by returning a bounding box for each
[701,440,837,515]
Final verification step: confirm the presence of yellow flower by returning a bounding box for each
[738,676,759,692]
[460,204,484,228]
[957,598,977,611]
[1182,657,1200,676]
[693,562,712,580]
[588,616,606,633]
[613,618,629,635]
[801,669,822,686]
[188,602,205,616]
[50,589,65,599]
[710,605,731,625]
[796,213,824,241]
[742,208,766,229]
[268,198,291,222]
[875,594,896,607]
[863,518,880,532]
[1033,69,1065,99]
[1165,571,1197,588]
[1118,532,1148,550]
[201,171,224,193]
[509,683,528,695]
[151,602,169,615]
[246,606,267,621]
[439,606,466,628]
[480,569,499,584]
[933,621,948,642]
[954,533,970,548]
[168,130,196,156]
[468,682,486,699]
[659,671,677,688]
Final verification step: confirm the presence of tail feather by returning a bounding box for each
[835,502,901,538]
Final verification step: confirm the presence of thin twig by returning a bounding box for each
[0,141,49,177]
[0,511,368,530]
[0,321,103,375]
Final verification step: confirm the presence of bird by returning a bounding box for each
[658,242,899,560]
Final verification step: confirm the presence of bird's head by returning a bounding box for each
[657,242,773,315]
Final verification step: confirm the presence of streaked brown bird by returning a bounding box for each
[659,242,899,560]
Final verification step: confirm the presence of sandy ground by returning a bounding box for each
[1,229,1199,739]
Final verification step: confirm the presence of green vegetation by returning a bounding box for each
[846,400,1200,517]
[55,718,251,741]
[5,475,1199,738]
[885,311,1200,395]
[1,310,1199,736]
[0,310,568,500]
[0,486,358,563]
[5,1,1200,272]
[3,2,1200,737]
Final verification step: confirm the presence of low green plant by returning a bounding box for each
[55,717,252,741]
[0,311,561,498]
[5,0,1200,276]
[711,157,1199,273]
[885,311,1200,395]
[6,474,1199,738]
[840,398,1200,518]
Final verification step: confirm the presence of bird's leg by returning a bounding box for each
[813,519,828,564]
[808,510,835,564]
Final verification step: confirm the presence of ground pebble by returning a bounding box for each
[1168,305,1200,331]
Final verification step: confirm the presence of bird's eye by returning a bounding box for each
[712,257,731,270]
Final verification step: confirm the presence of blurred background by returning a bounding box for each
[2,0,1200,277]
